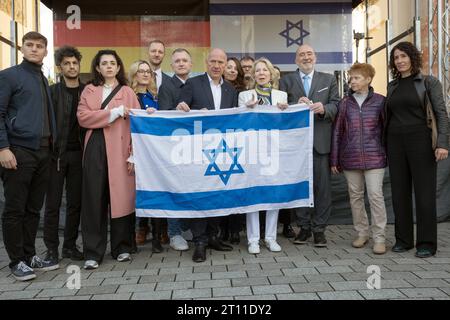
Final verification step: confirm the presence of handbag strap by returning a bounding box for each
[101,85,123,110]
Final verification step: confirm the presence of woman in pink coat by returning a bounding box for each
[77,50,140,270]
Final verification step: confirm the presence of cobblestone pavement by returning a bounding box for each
[1,223,449,300]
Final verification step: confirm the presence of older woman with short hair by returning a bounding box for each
[330,63,387,254]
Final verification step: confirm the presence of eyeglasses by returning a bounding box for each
[137,70,152,75]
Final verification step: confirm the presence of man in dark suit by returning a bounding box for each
[177,48,238,262]
[158,48,193,110]
[279,44,340,247]
[147,40,171,92]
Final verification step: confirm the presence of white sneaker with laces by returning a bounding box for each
[84,260,99,270]
[117,253,131,262]
[170,235,189,251]
[248,242,260,254]
[264,239,282,252]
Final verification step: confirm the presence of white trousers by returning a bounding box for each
[246,210,279,243]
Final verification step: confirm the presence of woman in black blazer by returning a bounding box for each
[385,42,448,258]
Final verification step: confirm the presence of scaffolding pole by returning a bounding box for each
[428,0,450,108]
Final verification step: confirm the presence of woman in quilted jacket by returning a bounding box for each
[330,63,387,254]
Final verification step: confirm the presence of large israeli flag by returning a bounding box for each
[130,105,314,218]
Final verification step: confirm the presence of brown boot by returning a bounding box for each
[135,226,149,246]
[373,242,386,255]
[352,236,369,248]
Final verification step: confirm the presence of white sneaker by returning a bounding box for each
[248,242,260,254]
[117,253,131,262]
[84,260,99,270]
[170,235,189,251]
[264,239,282,252]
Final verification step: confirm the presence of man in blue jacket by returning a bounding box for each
[0,32,59,281]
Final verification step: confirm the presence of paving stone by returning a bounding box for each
[102,276,139,286]
[91,293,132,300]
[176,272,211,281]
[52,295,92,300]
[304,273,345,283]
[231,277,270,287]
[212,271,247,280]
[400,288,449,298]
[277,293,320,300]
[252,284,292,295]
[77,285,119,296]
[380,272,420,280]
[242,257,276,264]
[117,283,157,293]
[282,268,318,276]
[358,289,407,300]
[123,269,158,277]
[413,271,450,279]
[212,259,243,266]
[88,271,125,279]
[159,266,193,275]
[318,291,364,300]
[194,266,227,273]
[37,288,77,298]
[0,283,31,291]
[195,279,231,289]
[247,269,283,277]
[26,281,66,290]
[173,288,211,299]
[235,294,277,300]
[156,280,194,291]
[260,262,295,270]
[213,286,252,297]
[268,275,307,285]
[292,260,329,268]
[0,290,41,300]
[291,282,333,293]
[226,264,262,272]
[139,274,176,284]
[384,264,426,272]
[316,266,354,274]
[132,290,172,300]
[325,259,363,266]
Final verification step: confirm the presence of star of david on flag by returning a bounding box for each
[203,139,245,185]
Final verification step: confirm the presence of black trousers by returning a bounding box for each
[1,146,51,268]
[295,151,332,233]
[220,214,243,235]
[190,217,221,246]
[81,130,132,262]
[387,125,437,252]
[43,150,82,252]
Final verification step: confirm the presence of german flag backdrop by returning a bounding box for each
[51,0,210,77]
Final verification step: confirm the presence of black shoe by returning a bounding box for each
[230,232,240,245]
[152,239,163,253]
[313,232,327,247]
[392,243,413,253]
[62,247,84,261]
[192,245,206,262]
[208,237,233,251]
[11,261,36,281]
[220,232,229,242]
[293,228,312,244]
[29,255,59,271]
[415,248,435,258]
[282,224,295,238]
[45,249,59,264]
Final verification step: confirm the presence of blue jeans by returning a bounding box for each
[167,218,188,237]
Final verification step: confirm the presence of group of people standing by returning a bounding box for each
[0,31,448,282]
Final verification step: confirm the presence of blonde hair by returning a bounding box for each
[250,57,280,89]
[128,60,157,97]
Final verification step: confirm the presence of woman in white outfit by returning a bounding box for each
[238,57,288,254]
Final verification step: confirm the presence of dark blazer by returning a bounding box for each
[385,73,449,150]
[178,73,238,110]
[280,69,340,154]
[161,72,171,89]
[158,75,185,110]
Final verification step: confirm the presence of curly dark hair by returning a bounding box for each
[225,57,246,92]
[89,49,128,86]
[389,41,422,79]
[54,45,82,66]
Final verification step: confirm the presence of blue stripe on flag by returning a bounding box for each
[210,3,352,15]
[136,181,309,211]
[130,109,310,136]
[227,52,353,65]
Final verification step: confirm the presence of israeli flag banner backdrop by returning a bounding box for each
[130,105,314,218]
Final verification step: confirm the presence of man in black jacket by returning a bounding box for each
[0,32,58,281]
[43,46,85,264]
